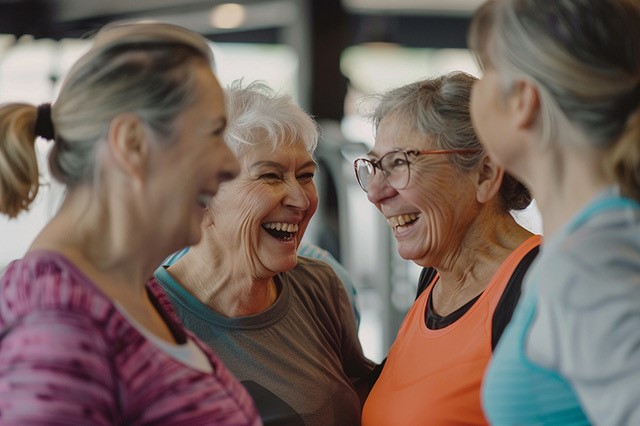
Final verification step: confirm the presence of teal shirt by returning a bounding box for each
[483,279,590,425]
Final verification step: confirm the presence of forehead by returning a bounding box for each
[193,65,224,107]
[241,138,315,168]
[373,113,429,154]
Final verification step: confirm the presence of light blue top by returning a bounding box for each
[483,188,640,425]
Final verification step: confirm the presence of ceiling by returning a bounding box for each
[343,0,483,14]
[0,0,481,39]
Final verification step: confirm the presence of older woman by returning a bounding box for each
[154,80,373,426]
[0,22,259,424]
[469,0,640,424]
[357,71,541,425]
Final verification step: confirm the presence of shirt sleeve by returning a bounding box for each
[528,254,640,425]
[0,308,119,425]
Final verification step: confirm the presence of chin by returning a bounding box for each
[183,226,203,248]
[396,246,423,262]
[269,256,298,274]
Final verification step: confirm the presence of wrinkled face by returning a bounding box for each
[365,113,478,266]
[470,66,518,171]
[210,138,318,278]
[149,63,239,251]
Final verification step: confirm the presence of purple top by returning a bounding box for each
[0,250,261,425]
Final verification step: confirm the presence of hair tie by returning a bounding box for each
[35,103,55,141]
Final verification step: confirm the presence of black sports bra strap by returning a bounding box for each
[416,267,438,300]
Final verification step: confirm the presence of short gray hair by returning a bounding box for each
[367,71,532,211]
[223,80,318,157]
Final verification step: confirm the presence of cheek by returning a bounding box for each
[408,167,451,204]
[306,189,319,215]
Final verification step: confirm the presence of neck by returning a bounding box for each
[30,187,167,298]
[167,238,279,317]
[528,148,612,239]
[431,207,533,316]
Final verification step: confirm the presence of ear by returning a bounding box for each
[476,154,505,204]
[510,79,540,130]
[107,113,149,184]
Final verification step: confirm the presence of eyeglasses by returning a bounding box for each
[353,148,482,193]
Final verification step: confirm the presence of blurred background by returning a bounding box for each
[0,0,541,362]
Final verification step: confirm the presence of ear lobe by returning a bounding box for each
[202,209,214,227]
[511,80,540,130]
[107,114,149,183]
[476,154,505,204]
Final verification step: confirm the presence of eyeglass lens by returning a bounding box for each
[355,151,411,192]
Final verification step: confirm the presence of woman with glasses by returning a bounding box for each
[358,71,541,425]
[469,0,640,424]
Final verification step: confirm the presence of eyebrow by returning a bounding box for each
[250,160,317,171]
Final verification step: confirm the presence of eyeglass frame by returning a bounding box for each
[353,148,483,193]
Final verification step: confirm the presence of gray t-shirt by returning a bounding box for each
[155,256,373,426]
[527,188,640,424]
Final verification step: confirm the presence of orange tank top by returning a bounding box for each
[362,235,542,426]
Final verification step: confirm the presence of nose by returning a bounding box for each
[283,179,311,210]
[366,173,396,204]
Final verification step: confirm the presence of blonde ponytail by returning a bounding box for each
[0,103,41,218]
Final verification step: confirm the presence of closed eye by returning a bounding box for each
[260,173,281,182]
[297,173,315,184]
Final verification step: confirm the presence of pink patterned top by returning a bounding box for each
[0,250,261,425]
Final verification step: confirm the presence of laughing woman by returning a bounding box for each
[358,72,541,425]
[153,81,374,426]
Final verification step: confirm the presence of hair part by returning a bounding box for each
[469,0,640,199]
[367,71,532,211]
[0,21,216,217]
[223,80,318,158]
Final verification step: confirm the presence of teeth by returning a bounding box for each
[263,222,299,233]
[387,213,419,228]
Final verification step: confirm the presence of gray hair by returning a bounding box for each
[469,0,640,199]
[0,21,216,217]
[223,80,318,157]
[368,71,531,211]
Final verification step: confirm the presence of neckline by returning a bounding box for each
[418,234,542,335]
[155,266,292,329]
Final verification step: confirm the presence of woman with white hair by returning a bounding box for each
[154,80,374,426]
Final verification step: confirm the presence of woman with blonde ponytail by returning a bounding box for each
[0,21,260,425]
[468,0,640,424]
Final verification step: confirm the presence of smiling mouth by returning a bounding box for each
[262,222,299,241]
[387,213,420,230]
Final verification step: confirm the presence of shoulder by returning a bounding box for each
[295,255,340,276]
[538,218,640,303]
[0,251,114,326]
[283,257,349,313]
[292,256,343,292]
